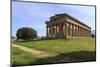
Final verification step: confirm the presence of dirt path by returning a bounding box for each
[12,44,55,58]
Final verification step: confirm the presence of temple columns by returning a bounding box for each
[65,23,69,38]
[71,24,73,37]
[75,25,77,36]
[46,26,48,37]
[72,24,74,37]
[55,25,57,37]
[69,23,72,37]
[75,25,78,37]
[68,23,70,36]
[46,22,91,38]
[81,28,83,37]
[73,25,75,36]
[65,22,67,38]
[77,26,79,37]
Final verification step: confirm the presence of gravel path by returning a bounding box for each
[12,44,55,58]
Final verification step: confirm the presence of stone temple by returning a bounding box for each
[45,13,91,39]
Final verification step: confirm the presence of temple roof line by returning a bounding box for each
[46,13,91,29]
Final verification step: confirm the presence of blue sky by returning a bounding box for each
[12,1,95,37]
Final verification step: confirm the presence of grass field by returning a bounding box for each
[12,38,96,66]
[12,47,38,65]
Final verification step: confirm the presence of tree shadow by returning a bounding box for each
[12,51,96,66]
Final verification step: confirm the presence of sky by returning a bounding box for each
[12,1,95,37]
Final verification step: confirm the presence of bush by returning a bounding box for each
[16,27,37,40]
[91,34,95,38]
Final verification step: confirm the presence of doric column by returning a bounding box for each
[73,25,75,37]
[75,25,76,37]
[79,27,81,37]
[49,27,50,37]
[80,27,82,37]
[55,24,57,38]
[84,29,86,37]
[59,23,61,38]
[85,30,86,37]
[46,26,48,37]
[67,23,69,37]
[86,30,88,37]
[90,30,91,37]
[82,28,84,37]
[83,28,85,37]
[58,24,60,38]
[88,30,89,37]
[74,25,76,36]
[85,29,87,37]
[73,24,75,37]
[88,30,90,36]
[84,29,85,37]
[54,26,55,37]
[68,23,70,36]
[51,26,53,37]
[88,30,90,37]
[63,23,65,38]
[78,27,80,37]
[76,25,78,37]
[87,30,89,37]
[81,28,83,37]
[71,24,72,37]
[64,23,66,38]
[51,27,53,37]
[77,26,78,37]
[49,28,51,37]
[77,26,79,37]
[81,28,82,37]
[75,25,77,36]
[70,24,72,37]
[83,28,84,37]
[87,30,90,37]
[66,23,69,38]
[72,24,74,37]
[89,30,91,37]
[75,25,77,37]
[76,26,78,37]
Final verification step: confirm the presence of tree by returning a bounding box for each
[91,34,95,38]
[16,27,37,40]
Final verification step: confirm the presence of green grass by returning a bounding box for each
[12,47,38,65]
[14,38,95,54]
[12,38,96,66]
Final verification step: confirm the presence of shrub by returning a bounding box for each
[16,27,37,40]
[91,34,95,38]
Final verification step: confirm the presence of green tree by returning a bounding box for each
[16,27,37,40]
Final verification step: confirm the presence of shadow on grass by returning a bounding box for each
[12,51,96,67]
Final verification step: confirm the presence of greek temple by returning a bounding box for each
[45,13,91,38]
